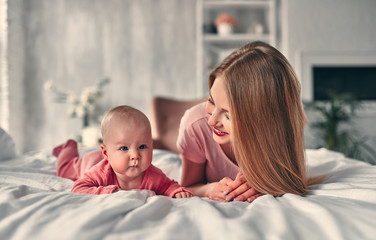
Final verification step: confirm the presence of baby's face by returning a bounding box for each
[101,119,153,181]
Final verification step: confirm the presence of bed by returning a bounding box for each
[1,97,376,240]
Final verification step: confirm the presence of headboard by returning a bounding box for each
[149,96,206,154]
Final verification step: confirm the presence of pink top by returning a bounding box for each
[71,159,188,197]
[177,102,239,183]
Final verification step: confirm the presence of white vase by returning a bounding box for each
[81,126,100,147]
[217,23,234,36]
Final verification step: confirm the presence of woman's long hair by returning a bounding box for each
[209,41,323,196]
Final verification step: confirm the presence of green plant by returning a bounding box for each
[304,92,376,164]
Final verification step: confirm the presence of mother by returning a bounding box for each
[177,41,322,202]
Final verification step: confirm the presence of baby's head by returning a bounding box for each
[101,105,151,144]
[100,105,153,180]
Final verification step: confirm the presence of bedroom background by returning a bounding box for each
[0,0,375,157]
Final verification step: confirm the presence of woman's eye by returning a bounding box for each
[139,144,147,149]
[208,97,214,105]
[120,146,128,151]
[225,114,230,121]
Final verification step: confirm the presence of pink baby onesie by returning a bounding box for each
[71,159,187,197]
[54,139,189,197]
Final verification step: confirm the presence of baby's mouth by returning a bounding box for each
[129,160,139,167]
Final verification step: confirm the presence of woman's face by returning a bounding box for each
[205,76,232,145]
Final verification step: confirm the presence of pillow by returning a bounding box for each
[0,127,17,161]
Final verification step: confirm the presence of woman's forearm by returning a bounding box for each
[185,182,217,198]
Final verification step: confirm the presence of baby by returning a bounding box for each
[53,105,192,198]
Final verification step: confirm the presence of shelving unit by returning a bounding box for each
[196,0,277,96]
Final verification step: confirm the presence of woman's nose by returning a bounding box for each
[207,110,219,127]
[205,101,218,127]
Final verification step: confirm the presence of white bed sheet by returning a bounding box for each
[1,148,376,240]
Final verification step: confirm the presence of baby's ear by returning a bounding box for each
[101,144,108,160]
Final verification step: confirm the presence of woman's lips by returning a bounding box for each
[213,127,228,136]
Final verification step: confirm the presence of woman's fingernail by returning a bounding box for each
[223,190,228,195]
[225,195,233,201]
[234,198,241,201]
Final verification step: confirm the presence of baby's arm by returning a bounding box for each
[71,177,119,194]
[147,165,193,198]
[71,161,119,195]
[164,182,194,198]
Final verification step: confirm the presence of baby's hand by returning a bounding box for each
[175,191,193,198]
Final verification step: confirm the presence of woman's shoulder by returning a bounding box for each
[180,102,208,127]
[177,101,212,150]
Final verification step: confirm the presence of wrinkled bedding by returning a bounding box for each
[1,148,376,240]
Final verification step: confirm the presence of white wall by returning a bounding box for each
[4,0,197,153]
[283,0,376,65]
[2,0,376,154]
[282,0,376,150]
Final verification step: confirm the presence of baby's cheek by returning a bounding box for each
[145,152,153,165]
[112,160,129,173]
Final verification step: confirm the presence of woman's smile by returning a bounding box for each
[213,127,228,136]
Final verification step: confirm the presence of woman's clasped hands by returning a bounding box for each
[209,172,262,203]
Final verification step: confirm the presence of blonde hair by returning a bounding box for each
[101,105,151,144]
[209,41,324,196]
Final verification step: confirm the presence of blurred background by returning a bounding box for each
[1,0,375,163]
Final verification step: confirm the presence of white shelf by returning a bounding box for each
[203,1,270,8]
[196,0,277,96]
[204,33,270,42]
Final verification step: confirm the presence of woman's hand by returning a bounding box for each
[207,177,234,201]
[181,157,262,202]
[222,172,262,203]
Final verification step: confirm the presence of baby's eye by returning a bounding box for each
[120,146,128,151]
[139,144,147,149]
[208,97,214,105]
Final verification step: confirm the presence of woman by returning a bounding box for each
[177,41,322,202]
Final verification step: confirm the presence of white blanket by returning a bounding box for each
[1,148,376,240]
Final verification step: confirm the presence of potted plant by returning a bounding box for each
[215,13,238,36]
[304,92,376,164]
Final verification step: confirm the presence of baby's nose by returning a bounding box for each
[130,150,141,160]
